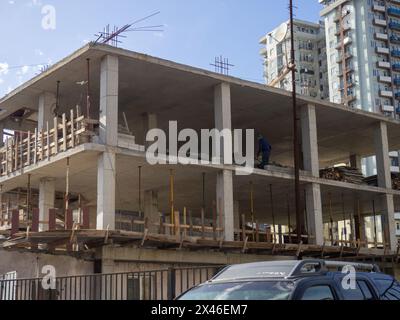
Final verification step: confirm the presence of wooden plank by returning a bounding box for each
[174,211,180,241]
[70,109,75,148]
[62,113,67,151]
[47,121,50,160]
[241,214,246,242]
[53,117,58,154]
[34,128,38,164]
[40,130,44,161]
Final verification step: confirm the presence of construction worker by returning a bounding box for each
[257,133,272,169]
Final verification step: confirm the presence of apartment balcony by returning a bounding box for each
[389,21,400,30]
[393,62,400,70]
[388,7,400,18]
[375,32,389,41]
[0,109,96,177]
[380,90,394,98]
[373,4,386,13]
[374,18,387,27]
[377,61,391,69]
[390,34,400,43]
[392,49,400,57]
[347,94,356,102]
[259,47,268,57]
[376,46,390,54]
[335,25,351,36]
[379,75,393,83]
[382,104,395,113]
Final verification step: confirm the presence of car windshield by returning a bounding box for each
[179,281,295,300]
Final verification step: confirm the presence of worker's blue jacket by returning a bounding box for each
[259,138,272,153]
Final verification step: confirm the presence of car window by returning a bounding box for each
[341,282,364,300]
[374,279,400,300]
[179,281,295,300]
[301,285,335,300]
[358,281,374,300]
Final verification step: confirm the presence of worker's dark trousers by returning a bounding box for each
[259,151,270,168]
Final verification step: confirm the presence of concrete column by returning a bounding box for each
[214,83,234,241]
[96,55,119,231]
[374,121,397,250]
[216,170,234,241]
[350,154,362,171]
[144,190,159,234]
[305,183,324,245]
[38,92,56,132]
[99,55,119,146]
[96,152,116,230]
[301,104,319,176]
[142,113,158,146]
[301,104,323,245]
[38,178,55,231]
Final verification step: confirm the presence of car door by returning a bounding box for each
[292,278,339,300]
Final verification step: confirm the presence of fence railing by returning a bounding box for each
[0,266,222,301]
[0,108,97,177]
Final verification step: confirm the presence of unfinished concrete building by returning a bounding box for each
[0,43,399,299]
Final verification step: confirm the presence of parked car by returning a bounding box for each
[178,260,400,300]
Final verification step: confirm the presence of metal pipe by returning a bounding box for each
[289,0,302,242]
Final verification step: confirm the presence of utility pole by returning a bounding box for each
[289,0,302,243]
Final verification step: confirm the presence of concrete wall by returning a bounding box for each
[0,250,94,279]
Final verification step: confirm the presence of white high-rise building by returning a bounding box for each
[259,19,329,99]
[320,0,400,176]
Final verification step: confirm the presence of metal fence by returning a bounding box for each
[0,266,222,301]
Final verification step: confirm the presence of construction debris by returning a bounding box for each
[320,166,365,184]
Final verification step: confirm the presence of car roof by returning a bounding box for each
[209,260,382,283]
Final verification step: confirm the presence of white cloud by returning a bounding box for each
[0,63,9,76]
[0,78,4,85]
[8,1,15,5]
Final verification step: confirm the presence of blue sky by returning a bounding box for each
[0,0,322,97]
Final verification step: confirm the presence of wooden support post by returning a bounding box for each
[62,113,67,151]
[82,207,90,229]
[70,109,75,148]
[201,208,205,239]
[53,117,58,154]
[34,128,38,164]
[46,121,50,160]
[189,210,193,236]
[174,211,180,241]
[11,209,19,237]
[183,207,187,237]
[255,220,260,243]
